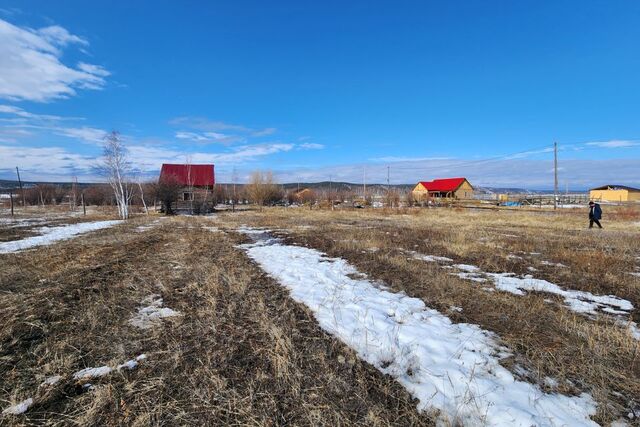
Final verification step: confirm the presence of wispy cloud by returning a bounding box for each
[170,116,277,140]
[585,140,638,148]
[0,104,68,121]
[169,117,252,133]
[299,142,325,150]
[53,126,107,144]
[174,130,245,145]
[0,18,109,102]
[371,155,450,162]
[251,127,277,137]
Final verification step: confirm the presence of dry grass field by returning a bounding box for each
[1,205,639,426]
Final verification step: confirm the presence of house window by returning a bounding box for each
[183,192,194,201]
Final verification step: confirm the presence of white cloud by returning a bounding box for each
[0,140,296,180]
[0,144,96,181]
[53,126,107,144]
[175,131,210,142]
[371,156,450,162]
[174,130,244,145]
[0,104,67,121]
[299,142,325,150]
[77,62,110,78]
[252,127,277,137]
[170,116,277,138]
[37,25,88,47]
[0,126,32,143]
[169,117,253,133]
[124,142,295,173]
[0,18,109,102]
[585,140,638,148]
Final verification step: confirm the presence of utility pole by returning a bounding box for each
[71,176,78,211]
[329,175,334,211]
[232,167,237,212]
[363,166,366,201]
[15,166,24,207]
[553,142,558,210]
[386,166,390,192]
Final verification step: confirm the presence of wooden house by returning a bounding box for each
[412,177,474,202]
[159,163,215,212]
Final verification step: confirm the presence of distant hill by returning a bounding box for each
[0,179,584,194]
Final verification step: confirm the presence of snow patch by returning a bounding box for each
[2,398,33,415]
[486,273,633,315]
[237,227,598,427]
[540,261,568,268]
[407,251,453,263]
[453,264,481,272]
[73,366,112,380]
[129,295,181,329]
[117,354,146,370]
[43,375,61,386]
[0,220,122,253]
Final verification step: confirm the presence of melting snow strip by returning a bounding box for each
[0,220,122,254]
[484,273,633,315]
[237,227,598,427]
[403,250,635,339]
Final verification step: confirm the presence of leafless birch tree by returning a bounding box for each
[101,131,133,219]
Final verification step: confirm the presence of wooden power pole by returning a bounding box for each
[553,142,558,210]
[15,166,24,207]
[363,166,366,201]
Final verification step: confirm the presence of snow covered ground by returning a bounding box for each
[238,228,598,427]
[410,251,639,340]
[0,220,122,254]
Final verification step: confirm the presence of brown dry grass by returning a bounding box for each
[218,205,640,425]
[0,214,430,425]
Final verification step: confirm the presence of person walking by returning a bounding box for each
[588,201,603,229]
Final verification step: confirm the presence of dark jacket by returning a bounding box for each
[589,204,602,220]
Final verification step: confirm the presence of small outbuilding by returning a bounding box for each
[589,185,640,203]
[412,177,474,201]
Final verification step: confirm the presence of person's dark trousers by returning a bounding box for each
[589,219,602,228]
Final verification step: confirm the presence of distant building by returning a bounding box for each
[294,188,315,203]
[589,185,640,203]
[412,177,474,201]
[159,163,215,212]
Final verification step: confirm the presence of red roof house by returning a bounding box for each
[412,177,474,200]
[160,164,215,187]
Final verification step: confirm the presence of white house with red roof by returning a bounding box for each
[412,177,474,201]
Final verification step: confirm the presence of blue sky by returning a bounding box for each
[0,1,639,188]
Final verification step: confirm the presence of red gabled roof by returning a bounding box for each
[418,177,468,192]
[160,164,215,186]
